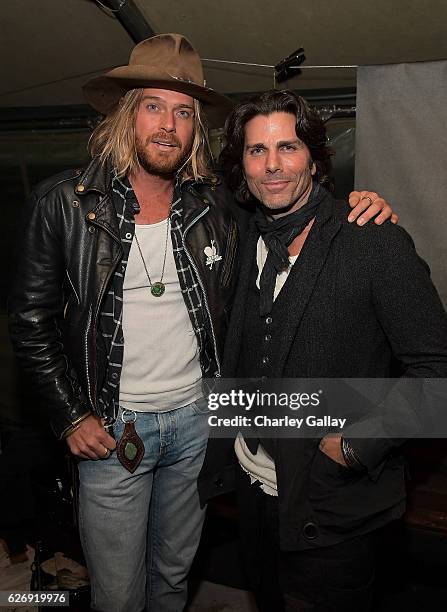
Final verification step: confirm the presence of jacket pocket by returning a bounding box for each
[312,447,359,485]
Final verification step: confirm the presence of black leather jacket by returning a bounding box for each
[8,158,239,439]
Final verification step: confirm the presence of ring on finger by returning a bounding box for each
[360,196,374,206]
[101,447,110,459]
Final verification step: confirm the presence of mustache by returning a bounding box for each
[147,133,182,148]
[261,177,293,183]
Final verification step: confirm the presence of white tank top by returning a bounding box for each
[119,219,202,412]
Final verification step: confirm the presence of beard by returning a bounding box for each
[247,167,314,216]
[136,133,193,176]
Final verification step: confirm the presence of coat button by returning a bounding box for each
[262,356,270,365]
[213,478,224,488]
[302,522,319,540]
[265,334,272,342]
[72,200,79,208]
[88,226,96,234]
[265,316,273,324]
[87,212,96,220]
[76,184,85,192]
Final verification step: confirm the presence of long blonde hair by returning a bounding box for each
[89,88,215,182]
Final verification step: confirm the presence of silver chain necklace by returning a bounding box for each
[133,216,171,297]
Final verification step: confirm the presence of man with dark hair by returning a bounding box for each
[199,90,447,611]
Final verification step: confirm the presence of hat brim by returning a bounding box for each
[83,65,233,128]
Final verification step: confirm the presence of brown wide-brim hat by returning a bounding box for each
[83,33,233,128]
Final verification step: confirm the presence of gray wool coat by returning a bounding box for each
[198,190,447,551]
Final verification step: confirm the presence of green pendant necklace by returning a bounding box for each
[133,217,171,297]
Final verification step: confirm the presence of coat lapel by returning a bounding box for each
[223,194,343,377]
[272,197,342,375]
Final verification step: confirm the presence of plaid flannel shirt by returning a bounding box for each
[98,173,214,421]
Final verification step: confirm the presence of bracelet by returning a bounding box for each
[61,411,92,439]
[341,437,366,472]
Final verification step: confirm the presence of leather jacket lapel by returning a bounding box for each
[222,221,259,376]
[87,193,122,244]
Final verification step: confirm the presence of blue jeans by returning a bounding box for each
[78,401,209,612]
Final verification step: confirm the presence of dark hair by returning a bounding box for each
[220,89,333,203]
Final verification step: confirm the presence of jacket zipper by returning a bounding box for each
[84,305,95,409]
[87,219,123,411]
[183,207,221,377]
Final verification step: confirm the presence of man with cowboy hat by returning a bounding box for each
[8,33,395,611]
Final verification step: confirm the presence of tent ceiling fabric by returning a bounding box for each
[138,0,447,93]
[0,0,133,107]
[2,0,447,107]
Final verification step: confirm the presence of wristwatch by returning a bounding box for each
[340,437,366,473]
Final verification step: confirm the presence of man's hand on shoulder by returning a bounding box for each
[66,414,116,460]
[348,191,399,226]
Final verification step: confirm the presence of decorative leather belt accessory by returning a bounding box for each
[116,410,145,473]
